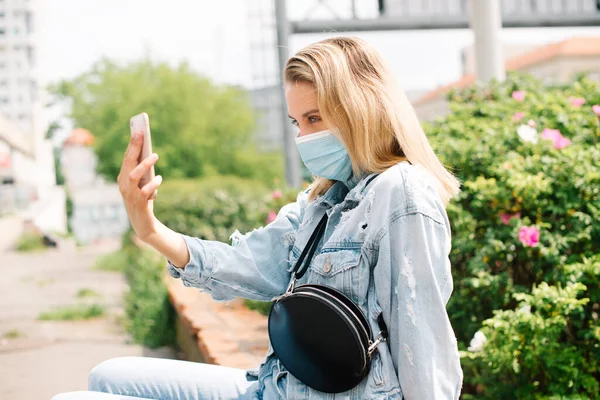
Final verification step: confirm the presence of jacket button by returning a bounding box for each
[323,257,332,273]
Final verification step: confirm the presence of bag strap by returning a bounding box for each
[362,173,379,194]
[292,213,328,280]
[292,173,379,281]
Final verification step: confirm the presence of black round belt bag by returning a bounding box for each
[267,212,388,394]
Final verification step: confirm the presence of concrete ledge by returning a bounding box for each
[166,276,269,370]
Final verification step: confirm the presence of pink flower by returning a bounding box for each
[553,135,571,150]
[519,226,540,247]
[541,128,561,141]
[272,189,282,199]
[513,112,525,122]
[527,119,536,128]
[500,213,521,225]
[568,96,585,107]
[512,91,526,102]
[542,128,571,150]
[267,210,277,224]
[593,105,600,116]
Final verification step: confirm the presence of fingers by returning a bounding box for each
[129,153,159,184]
[140,175,163,199]
[118,132,144,186]
[123,131,144,167]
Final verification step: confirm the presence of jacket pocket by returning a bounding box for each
[309,247,365,303]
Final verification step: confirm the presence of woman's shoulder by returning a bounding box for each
[368,161,447,225]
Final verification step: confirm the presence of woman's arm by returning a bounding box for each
[373,211,463,399]
[156,194,307,302]
[118,129,307,302]
[144,218,191,268]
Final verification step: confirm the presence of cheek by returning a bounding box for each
[298,121,327,137]
[296,124,310,137]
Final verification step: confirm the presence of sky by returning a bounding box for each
[37,0,600,90]
[36,0,600,140]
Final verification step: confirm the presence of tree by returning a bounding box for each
[50,58,282,183]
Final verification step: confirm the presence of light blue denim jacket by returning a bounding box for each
[168,161,463,399]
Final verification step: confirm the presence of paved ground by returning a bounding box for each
[0,239,175,400]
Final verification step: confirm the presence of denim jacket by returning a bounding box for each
[167,161,463,399]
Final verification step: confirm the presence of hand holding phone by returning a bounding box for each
[129,112,157,199]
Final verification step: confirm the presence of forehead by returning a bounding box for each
[285,81,318,113]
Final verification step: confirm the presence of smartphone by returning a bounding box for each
[129,112,157,199]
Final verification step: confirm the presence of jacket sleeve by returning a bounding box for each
[373,211,463,399]
[166,191,308,302]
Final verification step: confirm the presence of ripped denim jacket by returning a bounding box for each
[168,161,464,399]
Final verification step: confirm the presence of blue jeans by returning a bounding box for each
[51,357,259,400]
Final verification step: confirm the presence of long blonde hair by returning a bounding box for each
[284,36,460,206]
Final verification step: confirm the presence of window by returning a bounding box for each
[26,46,33,67]
[24,12,32,34]
[29,80,37,102]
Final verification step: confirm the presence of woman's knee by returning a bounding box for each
[88,356,141,392]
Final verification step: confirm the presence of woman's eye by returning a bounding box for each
[290,119,299,127]
[308,116,321,123]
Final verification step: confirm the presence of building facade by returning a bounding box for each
[0,0,55,215]
[0,0,44,152]
[413,37,600,121]
[61,128,130,245]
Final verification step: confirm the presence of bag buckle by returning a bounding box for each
[367,331,387,357]
[272,275,297,302]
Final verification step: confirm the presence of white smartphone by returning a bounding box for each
[129,112,157,199]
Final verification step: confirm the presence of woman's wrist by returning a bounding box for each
[144,219,190,269]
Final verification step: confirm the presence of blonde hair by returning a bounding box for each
[284,36,460,206]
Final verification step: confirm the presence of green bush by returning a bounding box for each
[424,73,600,398]
[94,248,129,272]
[120,232,177,349]
[154,175,300,242]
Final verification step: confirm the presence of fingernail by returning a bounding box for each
[152,153,158,160]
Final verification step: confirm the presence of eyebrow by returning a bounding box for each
[288,109,320,120]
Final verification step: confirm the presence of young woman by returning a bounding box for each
[52,36,463,400]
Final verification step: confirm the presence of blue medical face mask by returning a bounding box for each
[295,129,353,182]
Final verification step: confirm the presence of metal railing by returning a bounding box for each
[290,0,600,32]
